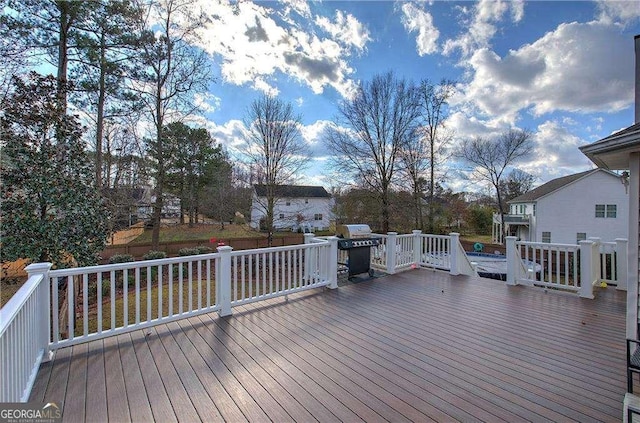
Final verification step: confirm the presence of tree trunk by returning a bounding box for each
[381,189,390,233]
[95,31,107,188]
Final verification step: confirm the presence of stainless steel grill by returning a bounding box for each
[336,224,380,278]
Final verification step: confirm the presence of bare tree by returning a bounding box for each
[244,94,307,246]
[400,79,455,232]
[133,0,211,249]
[456,129,534,240]
[500,168,536,208]
[325,72,421,233]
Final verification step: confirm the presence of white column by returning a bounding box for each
[616,238,629,291]
[386,232,397,274]
[216,246,233,317]
[25,262,53,362]
[628,153,640,339]
[505,236,517,286]
[327,236,339,289]
[588,237,602,284]
[579,240,595,299]
[412,230,422,267]
[449,233,460,276]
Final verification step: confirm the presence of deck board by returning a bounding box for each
[30,269,628,422]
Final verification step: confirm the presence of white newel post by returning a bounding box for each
[579,240,595,299]
[304,233,314,282]
[25,262,53,362]
[505,236,517,286]
[327,236,339,289]
[386,232,398,274]
[588,237,602,284]
[449,233,460,276]
[217,246,233,317]
[412,230,422,267]
[616,238,629,291]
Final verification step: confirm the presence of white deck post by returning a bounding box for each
[449,233,460,276]
[588,237,602,284]
[327,236,339,289]
[505,236,517,285]
[412,230,422,267]
[304,233,314,282]
[386,232,398,274]
[579,240,595,299]
[217,246,233,317]
[616,238,629,291]
[25,262,53,362]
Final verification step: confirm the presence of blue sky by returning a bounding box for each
[191,0,640,193]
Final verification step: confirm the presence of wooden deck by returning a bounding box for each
[30,269,627,422]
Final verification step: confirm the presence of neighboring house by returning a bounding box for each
[580,34,639,339]
[492,169,629,245]
[249,185,334,231]
[136,186,181,219]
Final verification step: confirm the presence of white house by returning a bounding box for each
[249,185,334,231]
[580,34,640,343]
[493,168,629,245]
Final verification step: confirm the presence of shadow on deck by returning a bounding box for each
[31,269,627,422]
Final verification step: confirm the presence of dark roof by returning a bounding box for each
[509,169,600,203]
[254,184,330,198]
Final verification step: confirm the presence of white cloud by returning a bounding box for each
[195,0,366,98]
[194,92,221,113]
[443,0,524,57]
[315,10,371,51]
[457,21,634,122]
[596,0,640,25]
[400,3,440,56]
[518,121,594,181]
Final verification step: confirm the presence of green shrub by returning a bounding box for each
[143,250,167,260]
[196,246,213,254]
[178,247,200,256]
[101,280,111,298]
[108,254,135,264]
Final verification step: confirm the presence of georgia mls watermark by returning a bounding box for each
[0,403,61,423]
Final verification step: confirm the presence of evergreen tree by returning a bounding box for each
[0,73,109,267]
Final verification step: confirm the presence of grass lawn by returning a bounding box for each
[461,234,494,244]
[129,223,299,244]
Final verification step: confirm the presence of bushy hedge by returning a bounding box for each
[143,250,167,260]
[178,247,200,256]
[108,254,135,264]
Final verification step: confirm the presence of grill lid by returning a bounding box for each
[336,224,372,239]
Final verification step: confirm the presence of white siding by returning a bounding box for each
[535,170,629,244]
[250,194,334,231]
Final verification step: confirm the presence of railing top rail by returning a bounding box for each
[49,252,222,277]
[516,241,580,249]
[229,240,329,257]
[0,273,44,337]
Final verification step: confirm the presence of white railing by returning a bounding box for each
[371,231,476,277]
[0,264,52,402]
[506,237,628,299]
[370,234,388,270]
[48,253,222,349]
[229,237,334,307]
[418,234,451,270]
[512,240,581,292]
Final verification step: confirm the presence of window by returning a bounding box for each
[542,232,551,243]
[286,201,291,206]
[595,204,616,218]
[533,204,536,216]
[305,199,308,204]
[576,232,587,243]
[510,204,515,214]
[314,214,323,221]
[519,204,525,214]
[279,213,284,219]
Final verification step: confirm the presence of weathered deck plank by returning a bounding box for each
[30,269,627,422]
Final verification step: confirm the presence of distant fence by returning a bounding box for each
[100,234,304,262]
